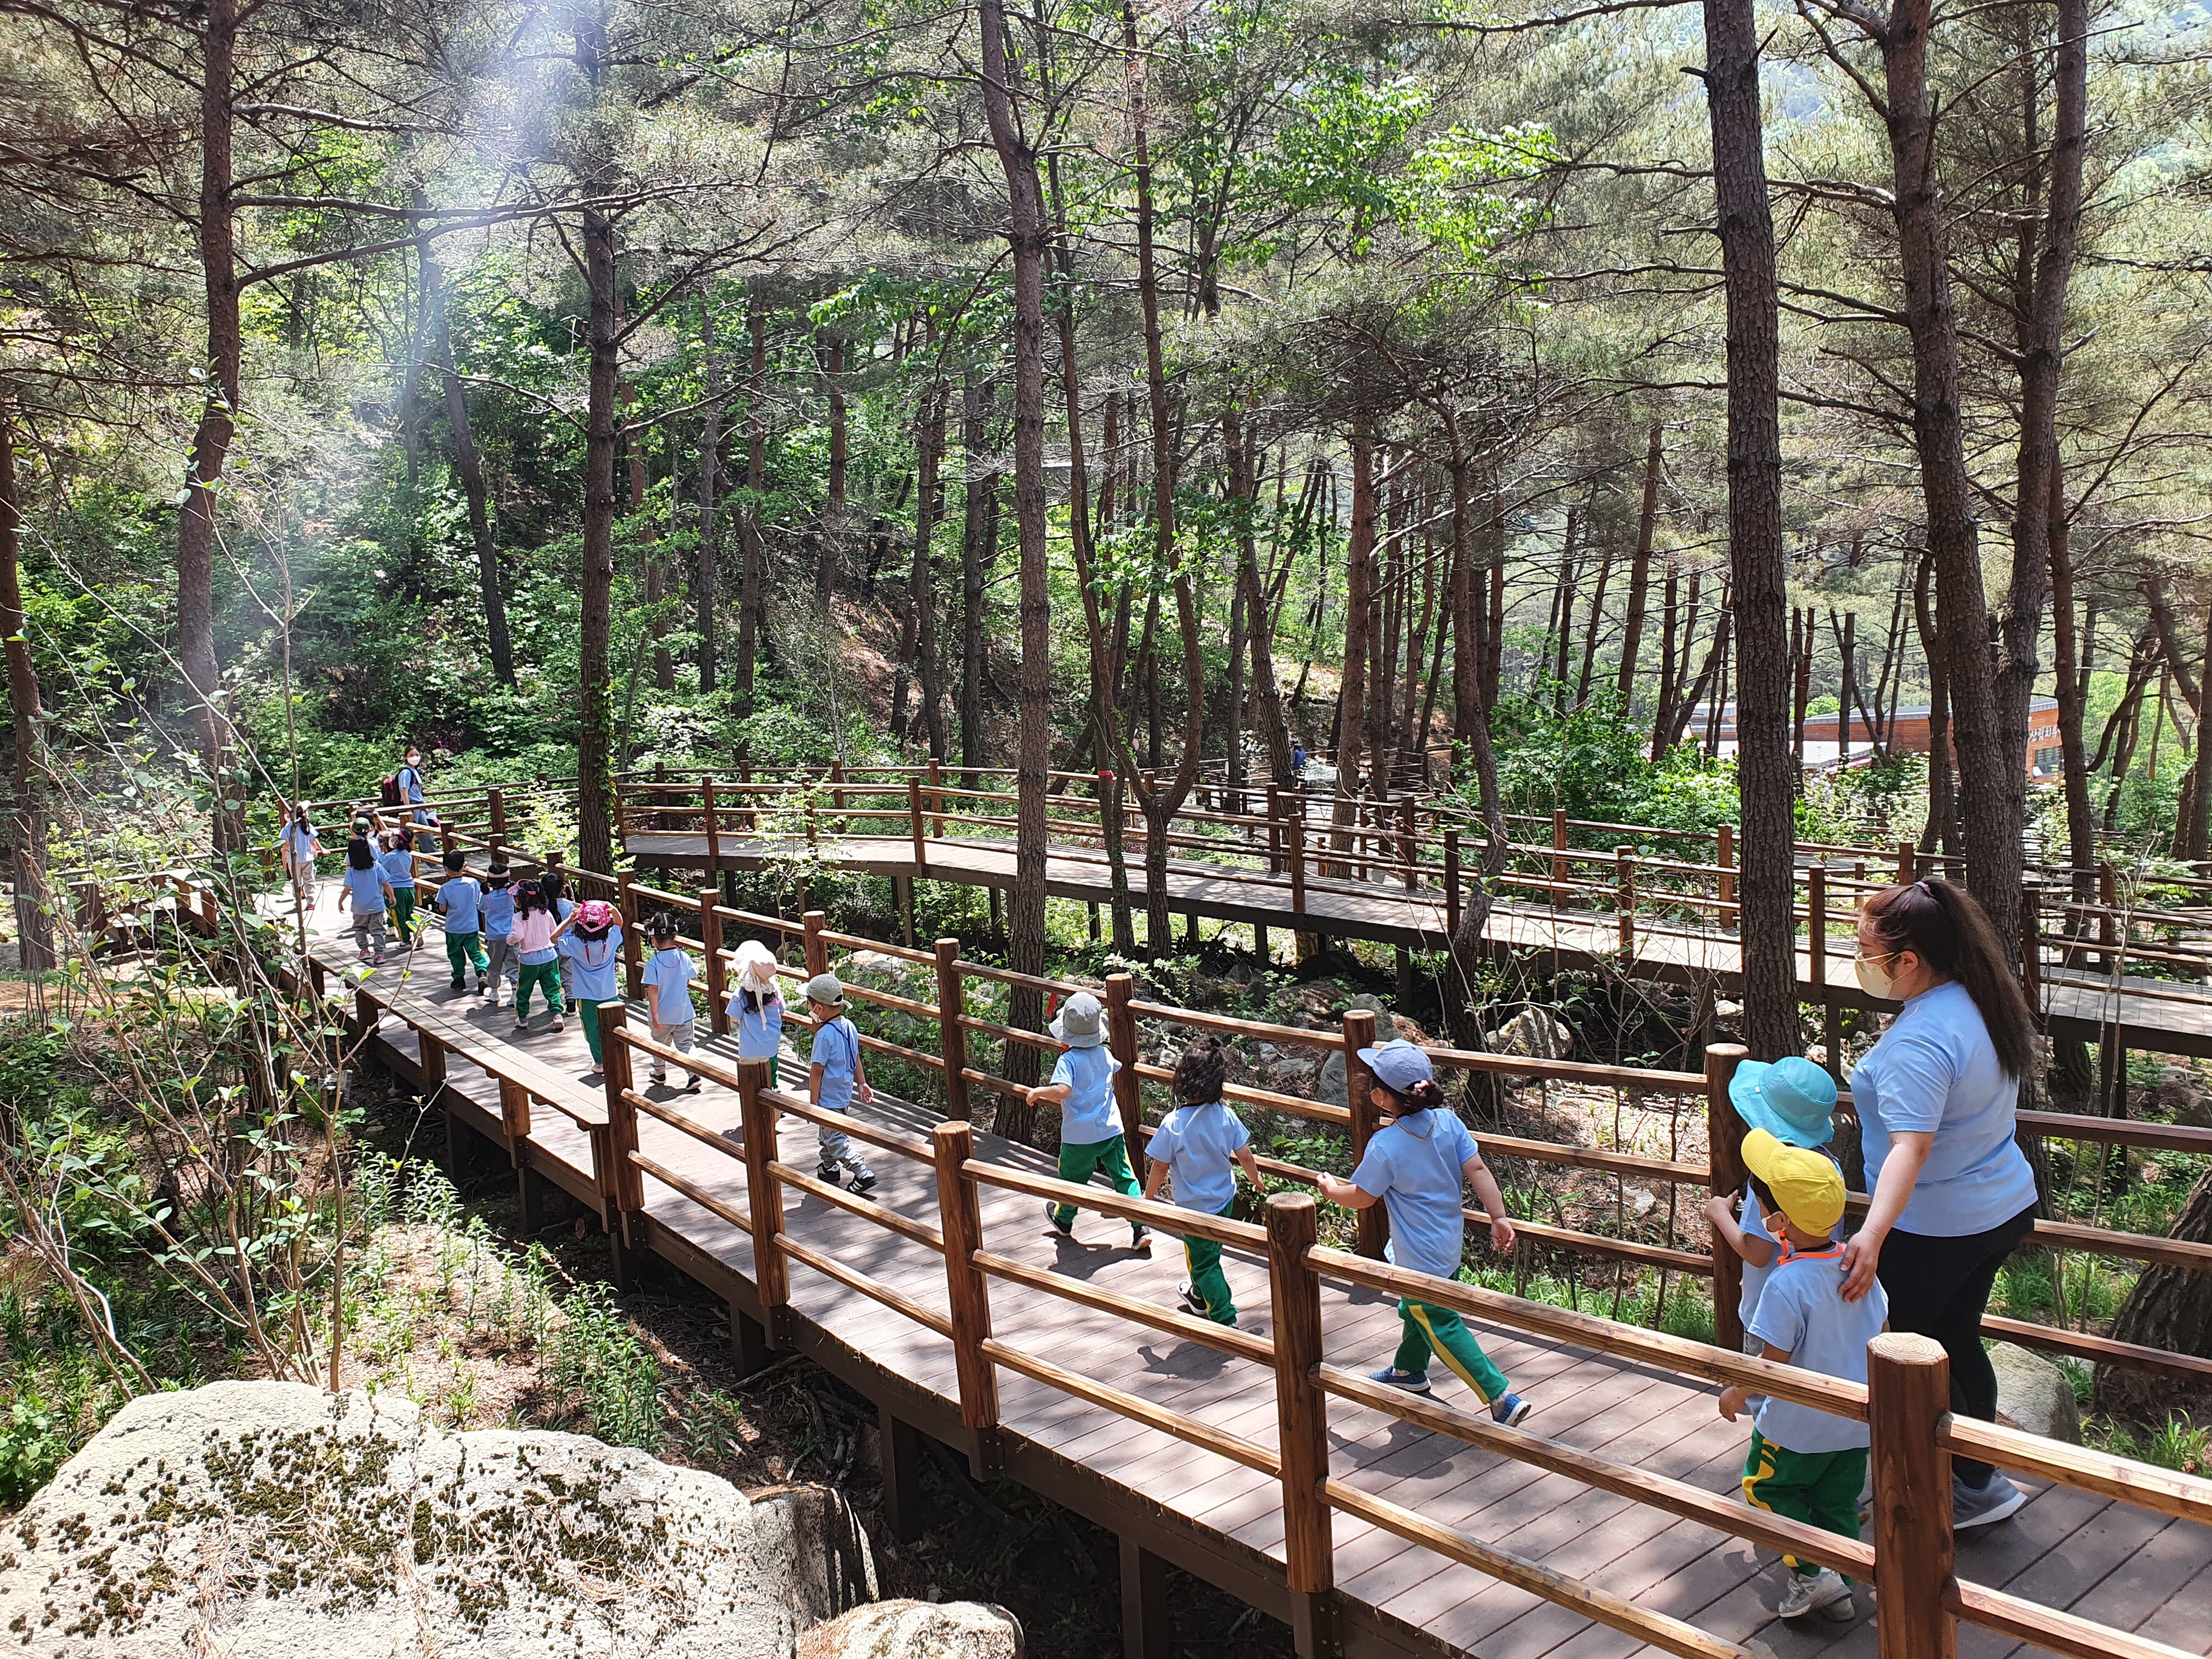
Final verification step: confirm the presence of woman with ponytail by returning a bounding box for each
[1840,877,2039,1530]
[1318,1040,1530,1425]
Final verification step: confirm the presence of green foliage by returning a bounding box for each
[1472,687,1739,838]
[0,1393,71,1508]
[546,1282,664,1452]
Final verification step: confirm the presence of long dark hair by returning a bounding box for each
[1378,1075,1447,1116]
[346,837,376,871]
[1861,878,2035,1080]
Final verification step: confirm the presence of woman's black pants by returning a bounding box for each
[1874,1204,2038,1486]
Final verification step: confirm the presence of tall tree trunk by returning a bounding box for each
[1338,433,1377,849]
[915,380,949,760]
[1651,562,1680,759]
[1616,423,1661,714]
[1121,0,1203,953]
[1915,561,1958,857]
[573,16,620,883]
[958,375,993,771]
[1576,519,1613,709]
[1226,403,1292,785]
[735,285,767,730]
[1703,0,1798,1062]
[182,0,243,855]
[1877,0,2014,942]
[821,335,847,611]
[697,295,721,694]
[1835,609,1856,766]
[2049,493,2095,894]
[977,0,1053,1096]
[1552,507,1580,715]
[2001,0,2089,872]
[1447,448,1479,744]
[417,221,513,687]
[0,414,52,969]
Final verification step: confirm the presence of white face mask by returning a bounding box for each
[1855,953,1898,998]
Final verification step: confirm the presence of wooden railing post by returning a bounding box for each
[928,757,945,837]
[2097,860,2118,974]
[617,871,643,1000]
[700,889,729,1037]
[1289,816,1307,916]
[703,774,721,872]
[486,785,507,854]
[1267,785,1285,875]
[2020,878,2042,1014]
[1705,1042,1750,1352]
[1104,971,1144,1167]
[830,759,846,816]
[600,1001,643,1221]
[1398,796,1417,892]
[498,1076,533,1150]
[935,938,971,1122]
[1868,1333,1956,1659]
[1342,1008,1385,1260]
[1443,827,1461,940]
[932,1120,1002,1477]
[908,778,927,871]
[1809,864,1839,1077]
[1551,808,1568,897]
[803,910,828,979]
[1898,838,1916,883]
[1615,845,1635,955]
[1716,823,1735,919]
[1266,1193,1339,1658]
[739,1058,789,1346]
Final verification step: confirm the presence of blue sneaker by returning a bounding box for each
[1491,1392,1532,1426]
[1369,1367,1432,1393]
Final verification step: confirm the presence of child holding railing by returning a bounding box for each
[1703,1055,1841,1349]
[1317,1040,1530,1425]
[1142,1038,1266,1325]
[1717,1130,1888,1624]
[730,941,786,1086]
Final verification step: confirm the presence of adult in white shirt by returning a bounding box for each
[1840,877,2040,1531]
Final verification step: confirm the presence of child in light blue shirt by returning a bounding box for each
[379,832,418,944]
[338,837,393,964]
[478,864,517,1007]
[1719,1130,1890,1624]
[1141,1039,1265,1325]
[1026,991,1147,1250]
[1318,1040,1528,1425]
[641,912,699,1091]
[729,940,787,1085]
[435,849,488,996]
[805,973,876,1195]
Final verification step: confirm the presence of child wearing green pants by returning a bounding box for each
[380,831,419,944]
[1141,1038,1266,1325]
[1318,1039,1531,1426]
[435,850,489,993]
[561,900,625,1077]
[506,878,567,1030]
[1025,991,1148,1250]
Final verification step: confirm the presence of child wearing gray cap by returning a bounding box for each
[805,973,876,1195]
[1025,991,1149,1250]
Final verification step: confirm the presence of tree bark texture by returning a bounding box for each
[735,285,767,726]
[1703,0,1799,1062]
[1615,423,1661,714]
[0,414,53,968]
[698,296,721,694]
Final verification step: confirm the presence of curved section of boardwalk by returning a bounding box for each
[284,884,2212,1659]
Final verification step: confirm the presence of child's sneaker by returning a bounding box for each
[1131,1224,1151,1251]
[682,1075,701,1093]
[1369,1367,1433,1394]
[450,977,465,994]
[847,1167,878,1196]
[371,951,386,966]
[651,1071,669,1088]
[1952,1471,2027,1530]
[817,1161,842,1185]
[1777,1566,1853,1621]
[1177,1280,1205,1316]
[549,1017,565,1035]
[1491,1392,1532,1426]
[514,1014,531,1031]
[1043,1202,1074,1239]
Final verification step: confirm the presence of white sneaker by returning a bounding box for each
[1777,1566,1853,1621]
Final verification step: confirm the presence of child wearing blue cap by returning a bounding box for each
[1317,1039,1530,1425]
[1705,1056,1842,1345]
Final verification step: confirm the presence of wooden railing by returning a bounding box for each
[100,862,2212,1659]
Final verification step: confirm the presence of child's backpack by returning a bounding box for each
[378,773,403,808]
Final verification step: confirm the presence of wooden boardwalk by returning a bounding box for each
[622,831,2212,1060]
[289,886,2212,1659]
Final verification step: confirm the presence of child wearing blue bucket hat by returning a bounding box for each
[1705,1056,1842,1345]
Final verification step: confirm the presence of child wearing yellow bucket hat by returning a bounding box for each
[1717,1129,1888,1624]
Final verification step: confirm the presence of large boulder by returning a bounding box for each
[798,1600,1022,1659]
[0,1380,797,1658]
[750,1484,879,1628]
[1990,1342,2084,1444]
[1483,1007,1573,1073]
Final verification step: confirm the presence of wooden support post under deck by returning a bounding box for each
[880,1404,924,1545]
[1443,827,1461,940]
[804,909,829,979]
[1119,1536,1169,1659]
[936,939,971,1122]
[420,1031,452,1168]
[928,757,944,837]
[701,890,729,1037]
[1615,845,1635,955]
[932,1120,1002,1478]
[1266,1194,1339,1658]
[730,1302,771,1378]
[1868,1333,1955,1659]
[1289,818,1306,917]
[1341,1009,1386,1261]
[1705,1042,1750,1353]
[907,778,927,872]
[739,1059,789,1345]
